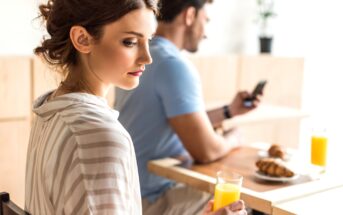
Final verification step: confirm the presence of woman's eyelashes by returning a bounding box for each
[122,39,138,47]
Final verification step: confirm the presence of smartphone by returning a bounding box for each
[243,80,267,108]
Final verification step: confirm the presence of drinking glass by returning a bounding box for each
[213,171,243,211]
[311,129,328,171]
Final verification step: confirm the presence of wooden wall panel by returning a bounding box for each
[0,120,30,208]
[0,57,31,119]
[236,55,305,147]
[188,55,239,105]
[237,55,305,108]
[32,56,61,100]
[189,55,305,148]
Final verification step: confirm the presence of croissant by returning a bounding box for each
[268,144,285,160]
[256,158,294,177]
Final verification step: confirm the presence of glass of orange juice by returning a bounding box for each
[311,129,328,169]
[213,171,243,211]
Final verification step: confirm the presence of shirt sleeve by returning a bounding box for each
[63,128,138,214]
[154,57,205,118]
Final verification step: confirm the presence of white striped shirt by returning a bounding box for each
[25,91,141,215]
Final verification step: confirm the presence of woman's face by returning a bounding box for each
[88,8,156,90]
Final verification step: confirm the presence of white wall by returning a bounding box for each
[0,0,42,55]
[1,0,342,167]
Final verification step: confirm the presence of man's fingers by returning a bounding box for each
[239,91,250,99]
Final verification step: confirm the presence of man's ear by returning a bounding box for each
[69,26,93,54]
[184,6,196,26]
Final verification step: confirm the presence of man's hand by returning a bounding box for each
[229,91,261,117]
[202,200,247,215]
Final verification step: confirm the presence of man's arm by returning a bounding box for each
[169,110,233,163]
[207,91,260,128]
[207,105,230,129]
[169,92,261,163]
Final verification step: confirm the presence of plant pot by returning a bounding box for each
[259,37,273,53]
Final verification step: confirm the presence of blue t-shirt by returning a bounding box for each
[115,37,205,202]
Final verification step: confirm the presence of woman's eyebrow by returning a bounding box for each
[123,31,144,37]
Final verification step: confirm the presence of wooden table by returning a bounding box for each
[148,146,343,214]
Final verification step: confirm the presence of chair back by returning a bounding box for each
[0,192,29,215]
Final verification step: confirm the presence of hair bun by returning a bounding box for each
[38,0,53,21]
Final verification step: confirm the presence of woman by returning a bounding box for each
[26,0,246,214]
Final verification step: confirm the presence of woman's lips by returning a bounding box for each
[128,70,143,77]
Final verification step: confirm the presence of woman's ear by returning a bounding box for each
[184,6,196,26]
[69,26,93,54]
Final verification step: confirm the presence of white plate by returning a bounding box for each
[254,171,299,182]
[257,150,292,161]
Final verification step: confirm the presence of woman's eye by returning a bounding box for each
[123,40,137,47]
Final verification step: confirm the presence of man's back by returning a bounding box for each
[115,36,204,202]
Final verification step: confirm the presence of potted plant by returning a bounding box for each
[256,0,276,53]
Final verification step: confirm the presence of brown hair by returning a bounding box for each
[35,0,158,73]
[157,0,212,23]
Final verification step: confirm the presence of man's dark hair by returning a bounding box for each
[157,0,213,23]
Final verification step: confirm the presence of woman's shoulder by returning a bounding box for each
[62,102,118,123]
[61,104,131,145]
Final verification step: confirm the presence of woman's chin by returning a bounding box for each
[117,80,140,91]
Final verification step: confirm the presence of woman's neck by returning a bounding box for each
[50,64,110,100]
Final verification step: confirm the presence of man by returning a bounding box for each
[115,0,259,214]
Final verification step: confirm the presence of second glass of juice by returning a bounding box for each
[311,129,328,168]
[213,171,243,211]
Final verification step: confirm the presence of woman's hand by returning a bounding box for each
[202,200,247,215]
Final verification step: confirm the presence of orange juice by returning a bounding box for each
[213,183,240,211]
[311,136,328,166]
